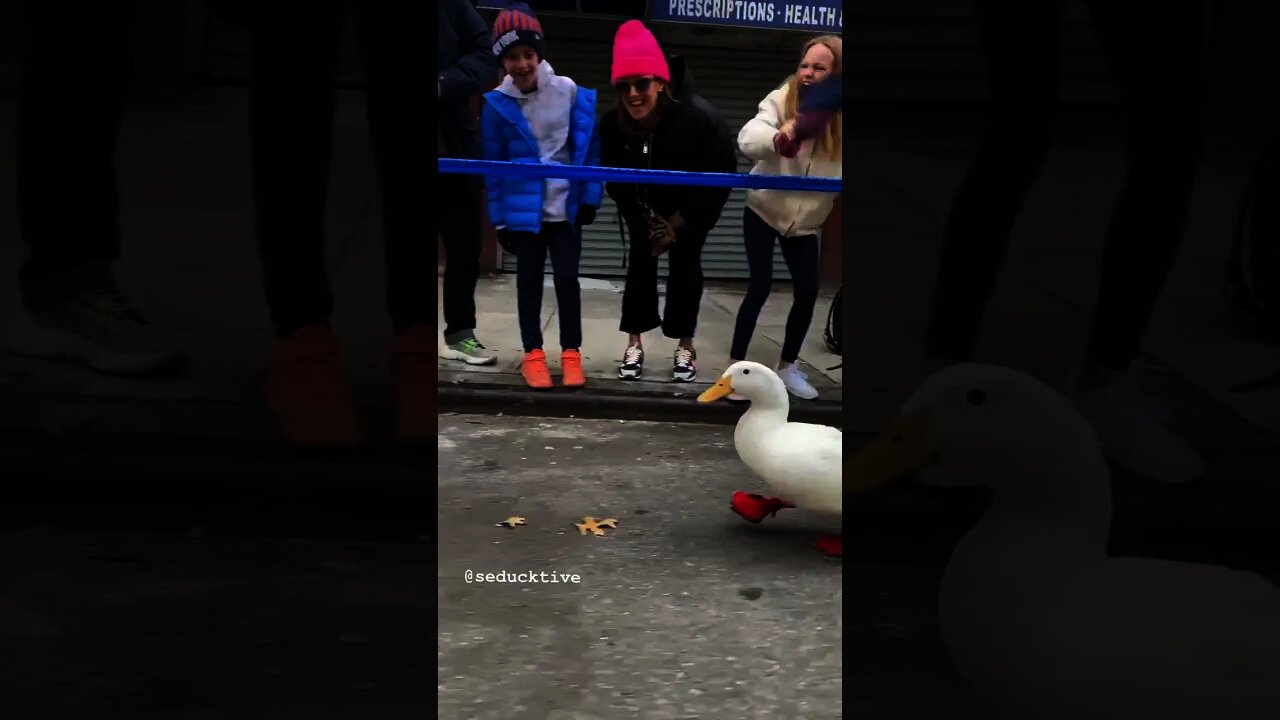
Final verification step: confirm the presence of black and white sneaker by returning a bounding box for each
[672,346,697,382]
[618,344,644,380]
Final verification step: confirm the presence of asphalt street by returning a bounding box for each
[439,414,860,720]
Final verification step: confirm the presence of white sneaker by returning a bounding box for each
[439,336,497,366]
[1075,380,1204,484]
[777,366,819,399]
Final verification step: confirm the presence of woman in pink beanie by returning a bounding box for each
[600,20,738,384]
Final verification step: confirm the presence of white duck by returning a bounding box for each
[848,363,1280,719]
[699,361,842,556]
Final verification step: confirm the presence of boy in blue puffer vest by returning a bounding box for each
[482,3,602,389]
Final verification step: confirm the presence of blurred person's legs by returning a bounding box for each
[10,0,183,375]
[353,0,438,441]
[1074,0,1209,483]
[917,0,1062,487]
[249,0,361,448]
[925,0,1063,366]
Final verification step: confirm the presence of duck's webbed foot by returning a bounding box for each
[815,535,842,558]
[730,490,796,523]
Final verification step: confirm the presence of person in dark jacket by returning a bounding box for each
[600,20,738,383]
[438,0,501,367]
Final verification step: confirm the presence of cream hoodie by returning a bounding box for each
[738,84,842,238]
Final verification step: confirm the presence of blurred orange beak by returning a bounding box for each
[847,410,936,492]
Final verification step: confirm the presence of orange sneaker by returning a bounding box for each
[561,348,585,388]
[391,324,436,444]
[522,349,553,389]
[265,325,363,448]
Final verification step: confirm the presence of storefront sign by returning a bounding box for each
[650,1,842,33]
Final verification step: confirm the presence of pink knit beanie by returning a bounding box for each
[610,20,670,85]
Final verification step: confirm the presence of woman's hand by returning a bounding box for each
[779,119,797,140]
[773,130,801,159]
[648,214,676,257]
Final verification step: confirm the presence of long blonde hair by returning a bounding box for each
[782,35,842,161]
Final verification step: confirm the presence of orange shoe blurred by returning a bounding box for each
[265,325,363,448]
[522,349,553,389]
[561,348,585,388]
[391,324,436,444]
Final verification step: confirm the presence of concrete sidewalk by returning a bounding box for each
[436,273,843,421]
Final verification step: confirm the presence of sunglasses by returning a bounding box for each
[614,77,656,95]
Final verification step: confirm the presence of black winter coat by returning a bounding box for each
[437,0,496,159]
[600,55,738,241]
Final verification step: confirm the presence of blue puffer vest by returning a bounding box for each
[481,66,602,233]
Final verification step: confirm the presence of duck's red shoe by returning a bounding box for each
[815,535,842,558]
[730,491,795,523]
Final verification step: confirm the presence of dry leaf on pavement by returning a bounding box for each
[574,516,619,536]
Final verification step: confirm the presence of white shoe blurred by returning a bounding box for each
[1075,376,1204,484]
[777,365,819,400]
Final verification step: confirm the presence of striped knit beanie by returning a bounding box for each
[491,3,545,61]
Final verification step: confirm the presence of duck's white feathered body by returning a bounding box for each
[734,411,842,515]
[941,516,1280,719]
[851,363,1280,719]
[700,361,841,516]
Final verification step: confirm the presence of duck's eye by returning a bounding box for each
[967,389,987,406]
[742,368,751,375]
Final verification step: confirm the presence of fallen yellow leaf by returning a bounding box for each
[574,516,619,536]
[496,516,526,528]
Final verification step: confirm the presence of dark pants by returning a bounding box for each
[437,176,483,342]
[16,0,135,312]
[619,220,707,340]
[513,222,582,352]
[248,0,437,337]
[731,208,822,364]
[926,0,1209,371]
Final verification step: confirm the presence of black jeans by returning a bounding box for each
[438,176,483,343]
[16,0,135,312]
[619,219,707,340]
[248,0,437,337]
[513,222,582,352]
[731,207,822,364]
[926,0,1209,371]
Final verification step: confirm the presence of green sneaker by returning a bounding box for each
[5,289,185,375]
[439,336,497,366]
